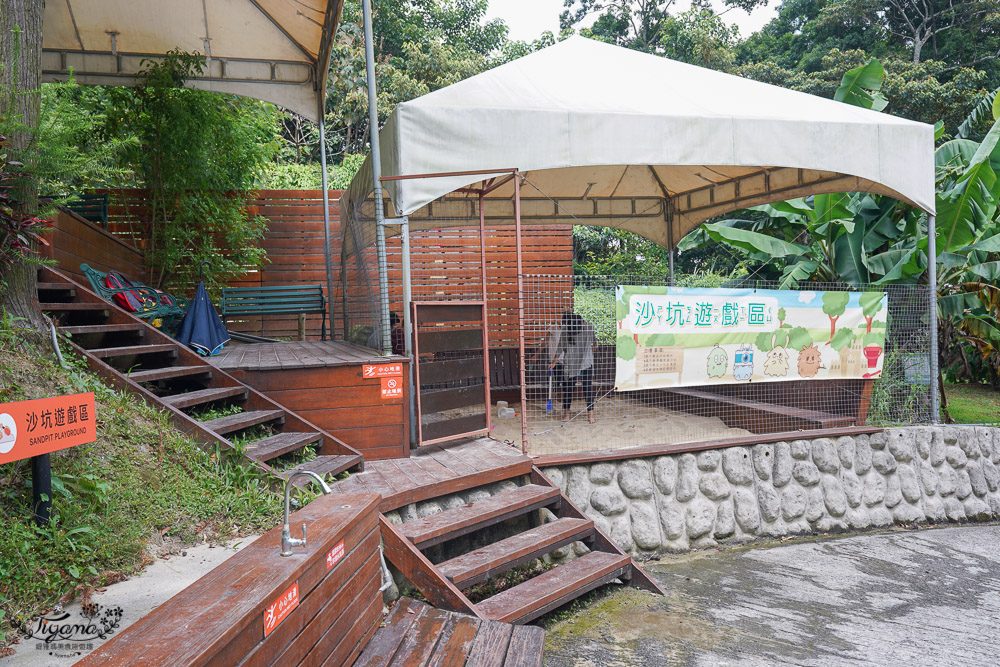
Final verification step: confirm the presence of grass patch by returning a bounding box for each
[0,334,285,643]
[943,382,1000,425]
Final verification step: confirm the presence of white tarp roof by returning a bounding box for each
[343,36,935,254]
[41,0,343,122]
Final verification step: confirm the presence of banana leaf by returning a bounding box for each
[967,261,1000,282]
[935,139,980,170]
[702,222,811,259]
[939,293,982,319]
[868,247,923,283]
[834,59,888,111]
[957,87,1000,140]
[936,125,1000,253]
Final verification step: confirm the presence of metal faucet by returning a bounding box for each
[280,471,332,557]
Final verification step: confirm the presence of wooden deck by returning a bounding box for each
[209,341,406,371]
[210,341,412,460]
[353,597,544,667]
[331,437,532,512]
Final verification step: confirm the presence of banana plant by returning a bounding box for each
[678,60,1000,387]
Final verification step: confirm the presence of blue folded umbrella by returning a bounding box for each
[177,281,230,356]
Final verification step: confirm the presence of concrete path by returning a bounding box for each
[544,525,1000,666]
[3,537,257,666]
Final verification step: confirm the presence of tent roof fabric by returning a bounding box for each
[342,36,935,254]
[41,0,343,122]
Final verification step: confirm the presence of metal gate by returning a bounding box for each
[411,301,491,446]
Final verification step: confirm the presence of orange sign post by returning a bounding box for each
[0,393,97,525]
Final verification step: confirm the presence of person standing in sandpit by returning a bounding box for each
[548,312,597,424]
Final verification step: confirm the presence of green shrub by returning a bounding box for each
[0,333,283,640]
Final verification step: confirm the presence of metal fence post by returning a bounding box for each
[928,213,939,423]
[361,0,392,355]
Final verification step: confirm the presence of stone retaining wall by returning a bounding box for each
[541,426,1000,556]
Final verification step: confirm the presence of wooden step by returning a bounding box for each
[354,597,545,667]
[438,517,595,589]
[201,409,285,435]
[128,365,212,383]
[60,323,144,336]
[244,431,322,462]
[161,386,248,409]
[401,484,561,549]
[37,283,75,295]
[90,343,177,358]
[39,302,109,312]
[476,551,631,624]
[280,454,364,486]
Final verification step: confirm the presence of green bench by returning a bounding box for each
[46,193,110,227]
[220,285,326,341]
[80,263,189,332]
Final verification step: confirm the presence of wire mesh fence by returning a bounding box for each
[513,275,933,457]
[341,191,935,458]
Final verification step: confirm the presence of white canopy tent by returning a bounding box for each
[340,36,940,443]
[41,0,343,122]
[342,35,935,254]
[41,0,345,326]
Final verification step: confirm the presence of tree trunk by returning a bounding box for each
[0,0,46,333]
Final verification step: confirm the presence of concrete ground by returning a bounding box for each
[2,537,257,666]
[543,525,1000,666]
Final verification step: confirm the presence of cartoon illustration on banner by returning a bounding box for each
[615,286,888,390]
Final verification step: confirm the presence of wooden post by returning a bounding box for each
[32,454,52,526]
[479,190,492,435]
[514,172,528,453]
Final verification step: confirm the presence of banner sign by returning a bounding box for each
[615,286,888,390]
[0,393,97,465]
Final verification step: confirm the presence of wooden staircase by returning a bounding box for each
[37,267,363,483]
[379,465,664,625]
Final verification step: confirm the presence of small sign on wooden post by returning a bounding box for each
[0,393,98,525]
[263,580,299,637]
[380,376,403,399]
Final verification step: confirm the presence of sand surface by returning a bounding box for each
[435,392,749,457]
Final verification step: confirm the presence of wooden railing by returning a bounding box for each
[77,493,382,666]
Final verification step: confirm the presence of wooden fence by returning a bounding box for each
[40,209,146,284]
[79,189,574,344]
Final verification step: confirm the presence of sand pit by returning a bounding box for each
[432,393,750,457]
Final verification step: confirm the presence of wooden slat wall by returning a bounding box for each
[345,225,575,348]
[223,190,335,340]
[85,190,575,344]
[77,494,382,667]
[40,209,145,283]
[228,363,411,460]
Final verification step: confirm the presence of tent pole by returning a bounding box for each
[401,218,416,446]
[361,0,391,354]
[319,115,335,340]
[666,198,675,285]
[514,171,528,453]
[928,213,939,424]
[479,190,492,436]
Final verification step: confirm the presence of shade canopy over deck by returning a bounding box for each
[341,35,935,256]
[41,0,344,122]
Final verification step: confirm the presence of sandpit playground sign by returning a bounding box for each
[614,286,888,391]
[0,393,97,464]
